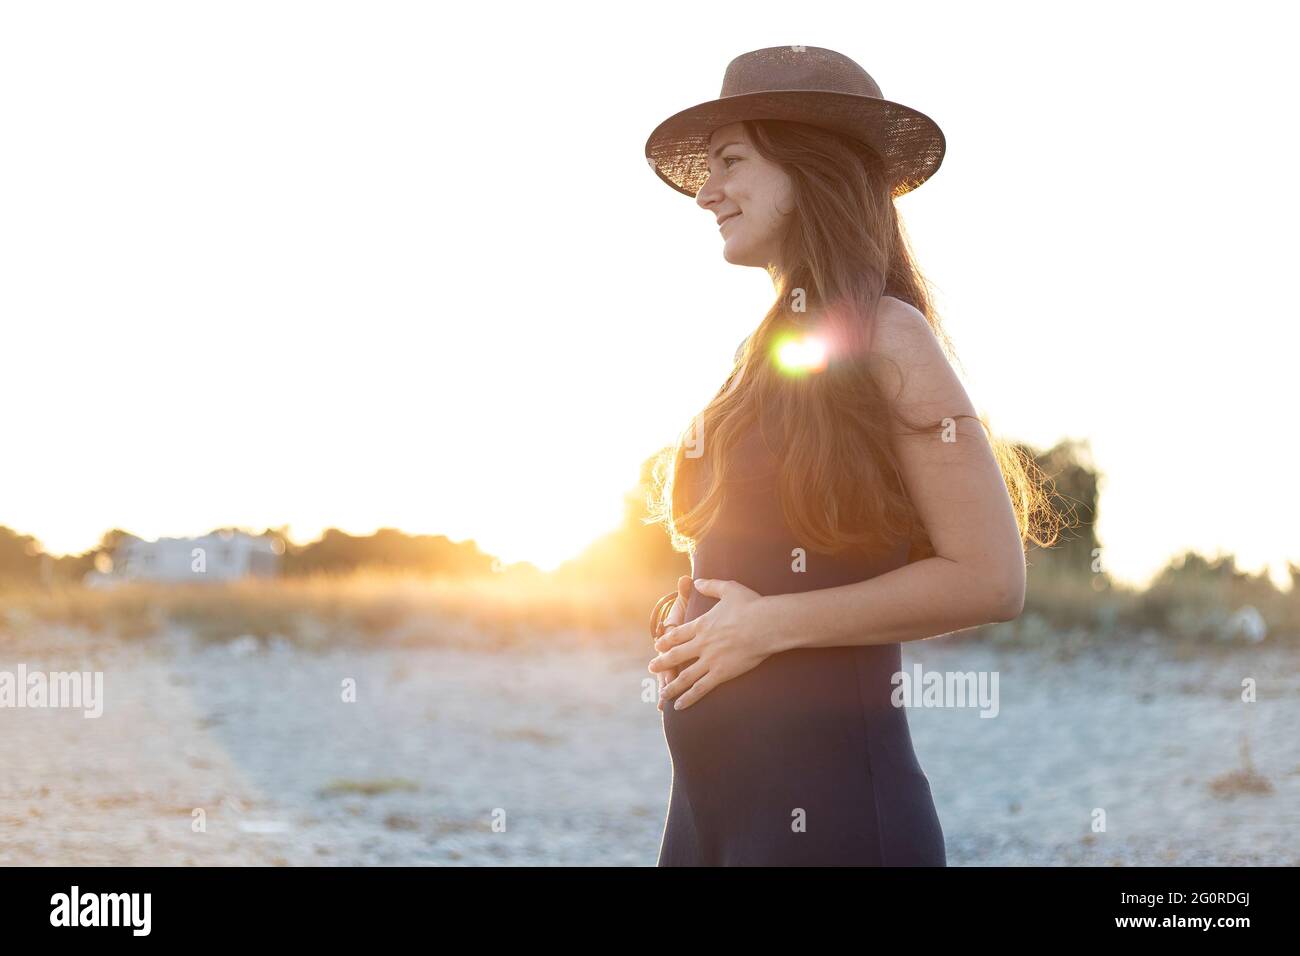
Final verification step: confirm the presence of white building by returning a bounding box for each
[85,530,282,586]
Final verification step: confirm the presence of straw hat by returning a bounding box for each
[645,46,945,199]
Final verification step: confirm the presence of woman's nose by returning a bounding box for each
[695,173,721,210]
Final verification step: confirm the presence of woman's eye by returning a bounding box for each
[723,156,740,168]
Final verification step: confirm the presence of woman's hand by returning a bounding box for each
[648,578,785,711]
[653,575,693,711]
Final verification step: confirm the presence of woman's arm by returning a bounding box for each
[769,298,1026,649]
[755,554,1021,654]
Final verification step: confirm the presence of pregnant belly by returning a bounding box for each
[663,645,870,780]
[662,641,928,786]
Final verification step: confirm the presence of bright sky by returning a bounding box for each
[2,2,1296,589]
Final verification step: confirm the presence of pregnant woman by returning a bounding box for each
[642,47,1056,866]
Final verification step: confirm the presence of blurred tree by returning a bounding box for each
[1022,438,1099,583]
[0,526,44,588]
[283,527,496,577]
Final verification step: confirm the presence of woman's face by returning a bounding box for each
[696,123,794,270]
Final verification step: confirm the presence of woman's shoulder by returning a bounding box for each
[871,295,974,422]
[872,294,934,357]
[877,293,926,326]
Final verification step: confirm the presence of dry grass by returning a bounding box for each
[1208,738,1275,799]
[1,561,1295,653]
[982,563,1300,651]
[0,568,667,653]
[318,778,421,798]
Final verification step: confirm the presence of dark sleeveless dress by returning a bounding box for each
[656,400,947,866]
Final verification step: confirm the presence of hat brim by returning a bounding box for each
[644,90,945,199]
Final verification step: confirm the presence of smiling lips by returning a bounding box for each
[718,212,742,230]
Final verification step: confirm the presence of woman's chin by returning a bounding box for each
[721,241,758,267]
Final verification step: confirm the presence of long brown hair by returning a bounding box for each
[648,119,1062,562]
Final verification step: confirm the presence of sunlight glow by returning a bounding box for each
[774,334,829,375]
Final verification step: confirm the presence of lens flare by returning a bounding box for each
[774,334,829,375]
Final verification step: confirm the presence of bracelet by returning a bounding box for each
[650,590,679,640]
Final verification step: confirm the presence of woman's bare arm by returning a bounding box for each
[761,298,1026,651]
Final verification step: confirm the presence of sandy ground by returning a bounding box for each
[1,627,1296,866]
